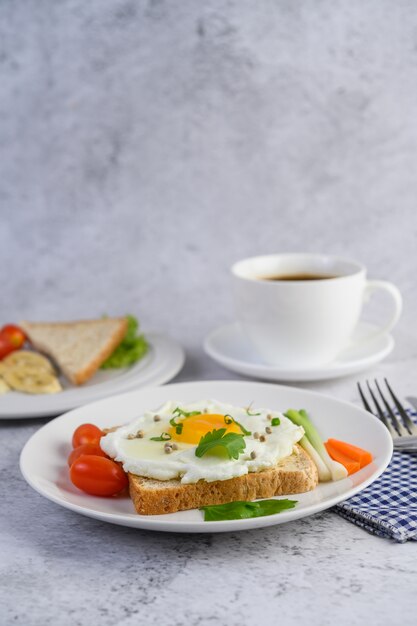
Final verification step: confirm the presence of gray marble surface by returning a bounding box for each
[2,1,417,625]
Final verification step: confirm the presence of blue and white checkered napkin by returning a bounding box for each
[335,411,417,543]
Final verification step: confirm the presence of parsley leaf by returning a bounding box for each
[200,499,297,521]
[271,417,281,426]
[150,432,171,441]
[195,428,246,460]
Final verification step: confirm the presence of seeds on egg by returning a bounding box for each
[106,401,305,487]
[127,429,144,440]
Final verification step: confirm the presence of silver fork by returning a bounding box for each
[357,378,417,450]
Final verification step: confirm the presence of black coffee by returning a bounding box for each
[260,273,339,281]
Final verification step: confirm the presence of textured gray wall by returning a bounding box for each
[3,6,417,624]
[2,0,417,352]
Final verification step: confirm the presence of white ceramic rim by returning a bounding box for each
[231,253,366,283]
[203,322,394,381]
[0,332,185,419]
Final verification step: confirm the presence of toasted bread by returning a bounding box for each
[19,318,128,385]
[128,444,318,515]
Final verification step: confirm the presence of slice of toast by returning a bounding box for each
[128,444,318,515]
[19,318,128,385]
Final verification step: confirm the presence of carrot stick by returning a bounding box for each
[324,442,360,475]
[326,439,373,468]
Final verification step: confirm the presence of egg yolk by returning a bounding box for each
[169,413,241,444]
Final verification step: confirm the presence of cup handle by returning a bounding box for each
[359,280,402,342]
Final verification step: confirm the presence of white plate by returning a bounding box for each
[1,333,184,419]
[20,380,392,533]
[204,322,394,382]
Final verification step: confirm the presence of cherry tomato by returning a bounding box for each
[72,423,103,448]
[70,455,128,496]
[0,334,15,360]
[0,324,26,349]
[68,443,107,467]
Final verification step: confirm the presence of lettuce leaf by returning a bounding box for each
[100,315,148,369]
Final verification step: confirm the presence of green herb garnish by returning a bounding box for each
[169,407,201,435]
[150,432,172,441]
[169,416,184,435]
[245,404,261,417]
[195,428,246,460]
[224,414,251,436]
[233,419,251,436]
[101,315,148,369]
[200,498,297,521]
[172,407,201,418]
[271,417,281,426]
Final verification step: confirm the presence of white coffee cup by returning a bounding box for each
[231,253,402,368]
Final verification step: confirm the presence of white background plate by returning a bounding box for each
[20,380,392,533]
[1,332,184,419]
[204,322,394,382]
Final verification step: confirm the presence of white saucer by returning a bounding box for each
[204,322,394,382]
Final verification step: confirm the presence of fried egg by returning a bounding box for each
[100,400,304,484]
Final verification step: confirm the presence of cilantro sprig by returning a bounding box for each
[200,499,297,521]
[195,428,246,460]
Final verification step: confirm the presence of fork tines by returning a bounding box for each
[357,378,417,440]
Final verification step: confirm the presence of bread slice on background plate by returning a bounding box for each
[19,317,128,385]
[128,444,318,515]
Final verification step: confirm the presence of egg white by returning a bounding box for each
[100,399,304,484]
